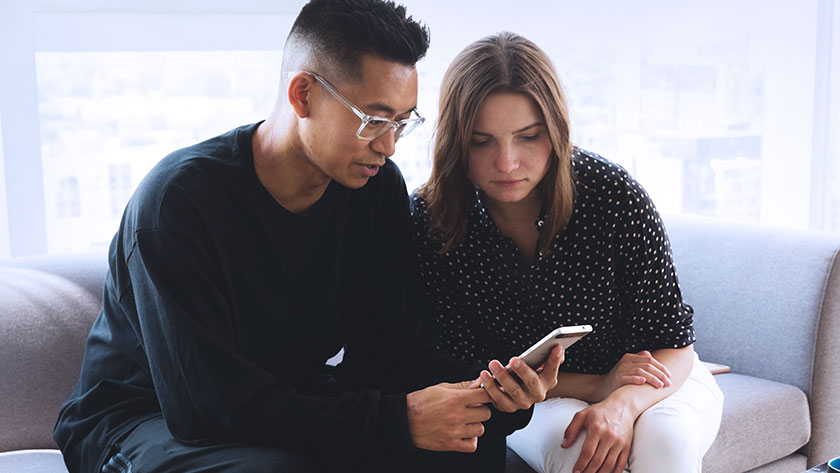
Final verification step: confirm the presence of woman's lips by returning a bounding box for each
[492,179,524,187]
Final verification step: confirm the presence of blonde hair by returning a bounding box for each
[417,32,576,254]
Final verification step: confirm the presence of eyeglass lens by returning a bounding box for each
[360,117,422,140]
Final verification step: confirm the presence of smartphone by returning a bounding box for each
[516,324,593,369]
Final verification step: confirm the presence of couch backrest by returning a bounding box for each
[0,253,107,451]
[664,214,840,396]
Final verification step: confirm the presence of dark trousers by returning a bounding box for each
[103,415,507,473]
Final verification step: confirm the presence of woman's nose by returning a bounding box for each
[495,144,519,173]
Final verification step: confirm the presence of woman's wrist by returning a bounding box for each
[592,373,610,402]
[600,388,643,418]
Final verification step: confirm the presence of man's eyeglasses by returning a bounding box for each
[288,71,425,141]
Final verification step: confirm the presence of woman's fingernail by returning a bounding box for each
[512,358,521,369]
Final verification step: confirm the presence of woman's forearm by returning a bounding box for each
[606,345,695,417]
[547,345,695,406]
[547,371,606,402]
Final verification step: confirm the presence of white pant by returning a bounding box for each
[507,354,724,473]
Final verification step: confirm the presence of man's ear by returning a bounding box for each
[287,73,313,118]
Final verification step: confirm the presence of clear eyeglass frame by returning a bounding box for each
[287,70,425,141]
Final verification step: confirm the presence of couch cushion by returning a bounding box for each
[744,453,807,473]
[0,449,69,473]
[702,373,810,473]
[665,214,839,395]
[0,267,101,451]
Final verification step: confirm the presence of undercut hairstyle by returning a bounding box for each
[417,32,576,255]
[282,0,430,83]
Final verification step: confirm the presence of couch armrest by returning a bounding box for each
[809,252,840,466]
[663,214,840,468]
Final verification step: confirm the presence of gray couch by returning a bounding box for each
[1,215,838,473]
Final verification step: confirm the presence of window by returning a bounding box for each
[57,177,80,219]
[402,0,830,232]
[36,50,282,252]
[1,0,837,257]
[0,111,8,256]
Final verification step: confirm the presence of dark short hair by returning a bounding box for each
[284,0,430,82]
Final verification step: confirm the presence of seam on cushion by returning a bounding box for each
[805,243,840,460]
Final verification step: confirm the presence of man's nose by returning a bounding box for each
[370,127,397,158]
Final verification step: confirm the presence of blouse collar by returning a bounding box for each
[473,185,547,233]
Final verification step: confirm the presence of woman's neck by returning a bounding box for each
[483,188,543,264]
[483,188,542,230]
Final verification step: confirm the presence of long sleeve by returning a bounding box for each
[122,183,417,468]
[333,167,532,435]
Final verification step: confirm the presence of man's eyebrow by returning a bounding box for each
[364,102,416,117]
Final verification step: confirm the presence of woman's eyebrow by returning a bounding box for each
[512,122,545,134]
[472,122,545,136]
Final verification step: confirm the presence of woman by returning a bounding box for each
[411,32,723,473]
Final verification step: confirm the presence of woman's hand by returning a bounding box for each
[598,350,671,400]
[478,345,564,413]
[563,399,635,473]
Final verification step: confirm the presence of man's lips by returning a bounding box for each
[359,163,381,177]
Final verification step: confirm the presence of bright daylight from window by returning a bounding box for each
[1,0,838,256]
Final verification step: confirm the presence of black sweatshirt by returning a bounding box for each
[53,123,531,473]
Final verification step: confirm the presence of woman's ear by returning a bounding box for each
[287,73,313,118]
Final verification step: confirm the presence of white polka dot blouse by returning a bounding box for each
[410,148,695,374]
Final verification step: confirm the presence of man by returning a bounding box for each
[54,1,560,472]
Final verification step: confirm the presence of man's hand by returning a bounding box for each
[598,350,671,400]
[406,381,493,453]
[479,345,564,413]
[563,399,635,473]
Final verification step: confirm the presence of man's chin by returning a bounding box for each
[333,175,371,189]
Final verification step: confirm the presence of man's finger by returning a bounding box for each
[455,437,478,453]
[461,382,493,405]
[479,370,516,412]
[489,360,528,405]
[450,378,482,390]
[460,421,485,439]
[463,404,492,424]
